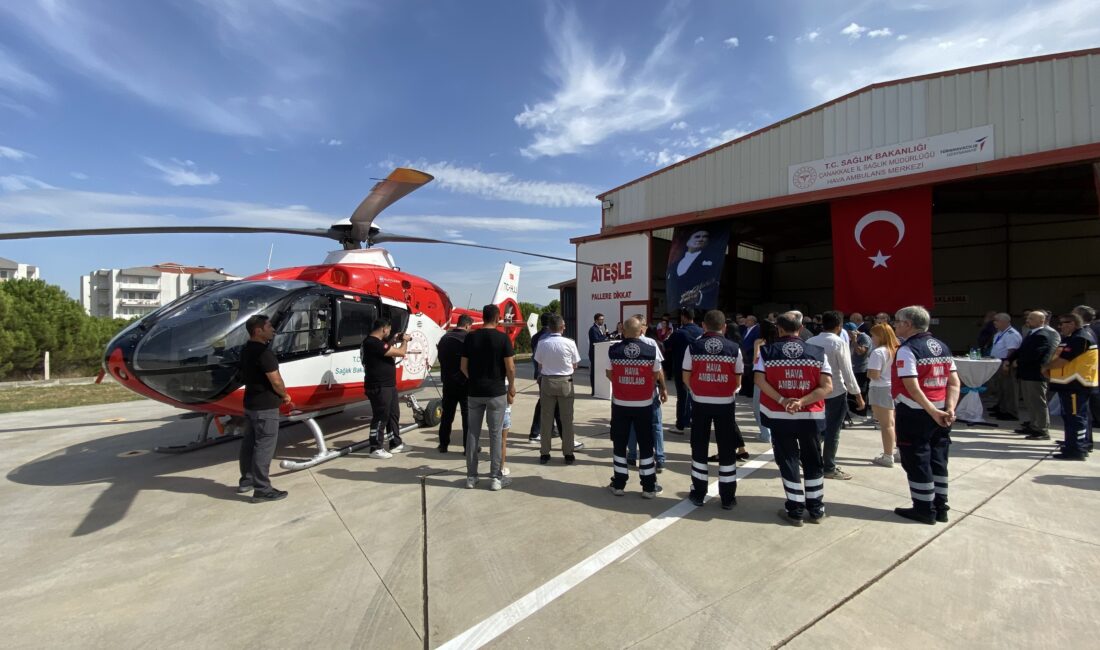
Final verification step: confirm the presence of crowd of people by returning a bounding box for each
[234,300,1097,525]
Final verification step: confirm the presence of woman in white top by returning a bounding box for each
[867,323,901,467]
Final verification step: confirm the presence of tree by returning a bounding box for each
[542,299,561,315]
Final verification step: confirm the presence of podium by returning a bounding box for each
[592,341,614,400]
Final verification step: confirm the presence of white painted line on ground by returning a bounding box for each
[438,450,776,649]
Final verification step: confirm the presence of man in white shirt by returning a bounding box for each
[986,312,1023,420]
[806,310,865,480]
[533,314,582,464]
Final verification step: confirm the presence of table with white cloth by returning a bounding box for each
[953,357,1003,425]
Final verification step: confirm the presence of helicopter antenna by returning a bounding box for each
[266,243,274,274]
[466,292,473,309]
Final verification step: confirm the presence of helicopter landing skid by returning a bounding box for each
[278,410,419,471]
[155,413,244,454]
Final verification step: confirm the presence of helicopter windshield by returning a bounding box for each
[132,280,312,403]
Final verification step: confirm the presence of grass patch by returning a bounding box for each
[0,383,146,414]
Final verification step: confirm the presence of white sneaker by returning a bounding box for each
[389,443,408,454]
[501,466,511,476]
[872,453,895,468]
[465,477,477,489]
[641,485,664,499]
[608,484,625,496]
[573,441,585,450]
[369,449,393,459]
[893,449,901,463]
[490,476,512,491]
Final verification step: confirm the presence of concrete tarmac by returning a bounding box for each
[1,366,1096,649]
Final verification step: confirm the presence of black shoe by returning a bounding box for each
[1025,431,1050,440]
[236,484,253,495]
[721,497,737,510]
[251,489,288,503]
[539,454,551,464]
[894,507,935,524]
[736,451,750,461]
[935,509,949,523]
[807,511,827,524]
[778,509,804,527]
[437,445,448,453]
[627,458,637,467]
[708,454,720,462]
[655,460,665,473]
[1052,452,1087,461]
[564,454,575,465]
[689,492,705,507]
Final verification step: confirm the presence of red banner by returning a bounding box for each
[831,186,933,314]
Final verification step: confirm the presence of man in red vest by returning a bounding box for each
[892,305,960,524]
[755,313,833,526]
[682,309,743,509]
[607,317,668,498]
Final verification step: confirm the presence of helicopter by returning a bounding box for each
[0,168,587,470]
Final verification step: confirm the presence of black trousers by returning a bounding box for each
[896,404,950,514]
[438,381,468,450]
[690,401,737,505]
[240,407,280,493]
[674,373,693,429]
[366,385,402,451]
[764,415,825,519]
[610,404,656,492]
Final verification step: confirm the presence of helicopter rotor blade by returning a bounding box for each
[0,226,341,241]
[371,232,594,266]
[350,168,434,242]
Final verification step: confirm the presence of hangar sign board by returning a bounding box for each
[788,125,994,194]
[576,233,650,362]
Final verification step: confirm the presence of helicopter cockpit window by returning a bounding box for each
[273,294,331,358]
[335,298,378,349]
[381,304,409,336]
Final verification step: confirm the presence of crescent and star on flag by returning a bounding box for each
[854,210,906,269]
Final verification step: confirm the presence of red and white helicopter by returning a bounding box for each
[0,168,579,470]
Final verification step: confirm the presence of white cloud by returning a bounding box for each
[897,34,909,41]
[142,157,221,187]
[670,121,688,130]
[802,0,1100,102]
[514,5,688,158]
[413,161,598,208]
[0,145,33,161]
[633,124,751,168]
[0,47,53,98]
[323,138,343,146]
[0,175,55,192]
[0,1,342,136]
[0,181,334,232]
[70,172,89,180]
[765,35,776,43]
[868,28,893,38]
[841,23,868,39]
[724,37,739,48]
[694,36,705,44]
[796,30,821,43]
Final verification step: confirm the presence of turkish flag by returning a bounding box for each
[831,185,933,314]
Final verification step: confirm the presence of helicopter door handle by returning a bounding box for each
[321,348,335,356]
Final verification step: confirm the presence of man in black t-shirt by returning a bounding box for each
[436,314,473,453]
[461,304,516,490]
[362,317,412,459]
[238,314,292,503]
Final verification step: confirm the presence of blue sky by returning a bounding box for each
[1,0,1096,306]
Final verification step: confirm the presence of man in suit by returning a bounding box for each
[667,229,721,310]
[587,313,609,395]
[665,308,703,432]
[738,315,760,397]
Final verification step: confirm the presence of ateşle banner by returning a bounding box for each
[831,186,933,314]
[666,224,730,312]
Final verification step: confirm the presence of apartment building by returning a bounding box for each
[79,262,241,318]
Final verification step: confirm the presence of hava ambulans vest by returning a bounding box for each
[758,336,827,419]
[609,338,658,407]
[688,333,740,404]
[1048,329,1099,391]
[891,332,953,408]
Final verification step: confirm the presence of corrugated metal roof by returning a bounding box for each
[594,48,1100,236]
